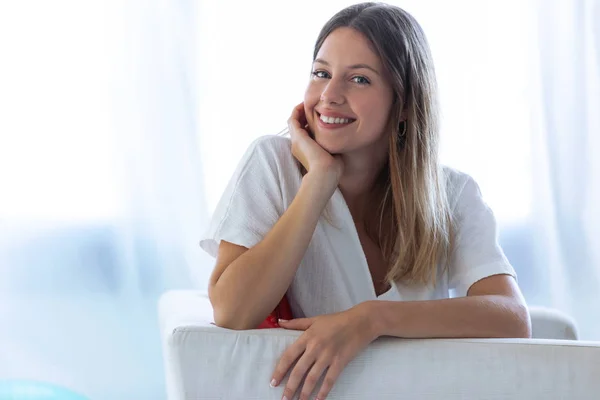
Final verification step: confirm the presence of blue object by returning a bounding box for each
[0,380,88,400]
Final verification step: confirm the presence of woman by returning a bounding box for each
[200,2,531,399]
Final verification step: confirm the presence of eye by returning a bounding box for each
[311,70,330,79]
[352,76,370,85]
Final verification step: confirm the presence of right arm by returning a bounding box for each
[209,172,333,330]
[209,102,343,330]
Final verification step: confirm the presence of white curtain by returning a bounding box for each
[0,0,598,398]
[528,0,600,339]
[0,0,204,398]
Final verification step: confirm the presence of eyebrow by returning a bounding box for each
[314,58,381,76]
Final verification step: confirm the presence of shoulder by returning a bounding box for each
[247,134,293,160]
[441,166,482,212]
[233,135,301,192]
[244,135,296,171]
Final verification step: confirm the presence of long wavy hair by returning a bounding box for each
[313,2,454,285]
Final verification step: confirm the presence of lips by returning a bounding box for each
[315,109,356,120]
[316,110,356,124]
[315,111,356,129]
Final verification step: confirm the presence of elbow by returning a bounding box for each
[210,296,258,330]
[486,298,531,338]
[508,303,532,339]
[213,309,257,331]
[208,285,255,330]
[213,318,247,331]
[511,320,532,339]
[518,315,533,339]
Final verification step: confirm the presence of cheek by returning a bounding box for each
[355,99,393,141]
[304,83,321,123]
[304,83,320,107]
[362,100,389,127]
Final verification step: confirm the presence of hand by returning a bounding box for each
[288,102,344,188]
[270,303,378,400]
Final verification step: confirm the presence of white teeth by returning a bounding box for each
[319,114,353,124]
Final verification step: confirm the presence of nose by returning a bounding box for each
[320,79,345,105]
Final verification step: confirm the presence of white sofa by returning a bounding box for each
[159,290,600,400]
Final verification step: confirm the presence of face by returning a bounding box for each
[304,27,395,156]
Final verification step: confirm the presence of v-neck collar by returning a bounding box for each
[331,188,395,300]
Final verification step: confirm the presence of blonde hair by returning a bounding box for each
[313,2,454,285]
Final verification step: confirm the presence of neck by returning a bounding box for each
[338,150,388,224]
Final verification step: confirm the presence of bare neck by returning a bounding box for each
[338,151,388,226]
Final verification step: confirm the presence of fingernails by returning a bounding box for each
[278,319,288,323]
[270,379,277,388]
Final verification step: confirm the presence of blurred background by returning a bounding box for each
[0,0,598,398]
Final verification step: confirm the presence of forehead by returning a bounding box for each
[316,27,382,69]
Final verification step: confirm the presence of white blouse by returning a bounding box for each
[200,135,516,318]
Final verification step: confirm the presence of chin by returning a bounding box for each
[313,133,346,155]
[307,119,355,154]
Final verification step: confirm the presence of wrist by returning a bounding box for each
[357,301,385,340]
[302,170,338,197]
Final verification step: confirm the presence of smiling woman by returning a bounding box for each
[200,2,530,400]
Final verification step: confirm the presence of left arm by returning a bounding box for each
[367,174,531,340]
[366,274,531,339]
[272,274,531,400]
[271,175,532,399]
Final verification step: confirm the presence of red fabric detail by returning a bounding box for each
[257,294,293,329]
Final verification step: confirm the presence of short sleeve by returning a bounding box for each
[199,136,287,258]
[448,175,517,297]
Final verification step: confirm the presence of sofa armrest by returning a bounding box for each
[159,290,599,399]
[529,306,578,340]
[159,290,213,337]
[158,290,214,399]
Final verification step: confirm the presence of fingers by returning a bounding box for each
[315,360,344,400]
[298,358,329,400]
[278,318,313,331]
[278,351,341,400]
[288,103,307,137]
[292,102,305,121]
[281,351,315,400]
[289,102,309,129]
[288,102,303,123]
[288,103,311,170]
[296,102,308,127]
[271,340,305,389]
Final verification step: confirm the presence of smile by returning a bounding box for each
[316,112,356,126]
